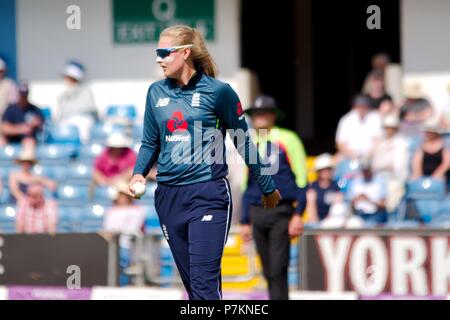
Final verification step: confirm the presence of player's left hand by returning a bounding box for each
[262,189,281,209]
[288,214,304,239]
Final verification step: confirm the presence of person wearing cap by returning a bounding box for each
[335,94,383,162]
[93,132,137,186]
[8,149,57,204]
[347,158,388,224]
[103,180,146,285]
[0,57,18,121]
[371,114,409,212]
[361,52,391,94]
[399,81,433,124]
[56,60,97,143]
[16,183,58,234]
[306,153,343,223]
[239,94,307,300]
[0,83,44,149]
[411,118,450,183]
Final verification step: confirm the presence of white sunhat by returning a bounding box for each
[15,149,38,164]
[421,117,443,134]
[402,81,424,99]
[382,114,400,128]
[0,58,6,71]
[63,62,84,81]
[314,153,334,171]
[106,132,132,148]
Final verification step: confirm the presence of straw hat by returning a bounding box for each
[15,149,38,164]
[106,132,132,148]
[402,82,424,99]
[421,118,442,134]
[314,153,334,171]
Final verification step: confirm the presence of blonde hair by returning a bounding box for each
[160,25,218,78]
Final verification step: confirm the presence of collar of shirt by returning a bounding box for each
[167,68,203,91]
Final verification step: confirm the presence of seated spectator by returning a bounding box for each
[371,115,409,211]
[103,180,146,236]
[438,82,450,132]
[93,133,136,186]
[411,118,450,182]
[306,153,343,223]
[347,159,388,225]
[0,83,44,150]
[15,183,58,234]
[9,149,57,203]
[335,95,382,161]
[364,70,394,115]
[399,82,433,124]
[0,57,18,123]
[56,61,97,143]
[103,180,145,286]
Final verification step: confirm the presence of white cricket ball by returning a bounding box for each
[132,182,146,198]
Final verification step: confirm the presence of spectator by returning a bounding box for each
[364,70,394,115]
[93,132,136,186]
[411,118,450,182]
[240,95,306,300]
[438,82,450,131]
[0,57,18,121]
[103,180,146,286]
[9,149,57,203]
[306,153,344,223]
[15,183,58,234]
[399,82,433,124]
[336,95,382,161]
[1,83,44,150]
[362,53,391,94]
[56,60,97,143]
[372,115,410,212]
[103,180,146,236]
[348,159,388,225]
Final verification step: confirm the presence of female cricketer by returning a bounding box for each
[128,25,281,300]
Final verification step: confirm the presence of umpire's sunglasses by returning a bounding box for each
[156,44,193,59]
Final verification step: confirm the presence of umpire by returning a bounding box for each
[240,95,307,300]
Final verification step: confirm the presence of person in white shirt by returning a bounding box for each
[347,159,388,225]
[371,114,410,212]
[336,95,382,161]
[56,61,97,143]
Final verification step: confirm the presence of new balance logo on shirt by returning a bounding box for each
[156,98,170,108]
[191,93,201,107]
[201,215,213,222]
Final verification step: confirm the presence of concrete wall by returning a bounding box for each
[17,0,241,81]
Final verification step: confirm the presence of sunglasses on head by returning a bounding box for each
[156,44,193,59]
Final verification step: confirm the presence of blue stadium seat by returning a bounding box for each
[57,206,83,233]
[78,143,104,165]
[47,123,81,146]
[32,163,57,180]
[105,105,137,123]
[36,144,77,165]
[65,163,93,184]
[406,178,446,200]
[40,106,53,123]
[57,184,89,206]
[143,205,160,232]
[0,205,17,233]
[79,204,108,232]
[132,124,143,142]
[0,144,22,166]
[89,123,127,144]
[92,186,118,205]
[0,189,12,205]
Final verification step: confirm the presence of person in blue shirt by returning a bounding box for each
[128,25,281,300]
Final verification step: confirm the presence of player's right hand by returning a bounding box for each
[262,189,282,209]
[240,224,252,243]
[128,174,146,198]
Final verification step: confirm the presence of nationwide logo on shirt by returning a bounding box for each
[166,111,190,142]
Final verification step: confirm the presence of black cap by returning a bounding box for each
[245,95,285,119]
[18,83,29,96]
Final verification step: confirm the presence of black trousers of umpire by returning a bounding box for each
[250,203,293,300]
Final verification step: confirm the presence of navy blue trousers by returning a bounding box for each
[154,178,232,300]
